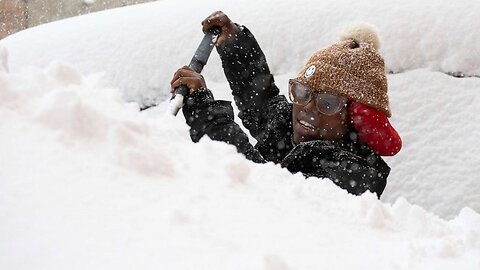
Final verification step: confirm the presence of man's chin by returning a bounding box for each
[293,133,309,145]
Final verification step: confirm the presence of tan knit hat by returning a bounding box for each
[293,23,391,117]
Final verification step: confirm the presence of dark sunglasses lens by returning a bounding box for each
[315,93,345,115]
[289,82,311,105]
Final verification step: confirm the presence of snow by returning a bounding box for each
[2,0,479,106]
[383,70,480,217]
[1,0,480,269]
[0,47,8,73]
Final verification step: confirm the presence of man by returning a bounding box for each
[170,11,401,198]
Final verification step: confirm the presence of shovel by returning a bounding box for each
[169,27,220,116]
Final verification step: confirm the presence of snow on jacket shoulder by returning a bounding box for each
[182,26,390,198]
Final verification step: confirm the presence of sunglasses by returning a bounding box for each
[288,79,348,115]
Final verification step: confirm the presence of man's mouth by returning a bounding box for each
[298,119,315,131]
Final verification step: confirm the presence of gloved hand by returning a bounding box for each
[201,11,240,46]
[349,102,402,156]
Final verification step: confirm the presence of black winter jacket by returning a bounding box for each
[182,26,390,198]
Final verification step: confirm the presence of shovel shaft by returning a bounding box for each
[170,28,220,116]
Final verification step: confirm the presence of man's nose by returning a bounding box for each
[303,98,317,112]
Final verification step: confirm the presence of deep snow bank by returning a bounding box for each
[383,70,480,218]
[1,0,479,106]
[1,62,479,269]
[1,0,480,267]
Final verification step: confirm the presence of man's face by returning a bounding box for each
[292,101,350,144]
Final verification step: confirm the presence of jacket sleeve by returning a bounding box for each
[216,26,283,141]
[181,88,266,164]
[216,26,294,163]
[282,141,390,198]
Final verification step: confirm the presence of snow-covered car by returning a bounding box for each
[1,0,479,269]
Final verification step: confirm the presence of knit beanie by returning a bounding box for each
[293,23,391,117]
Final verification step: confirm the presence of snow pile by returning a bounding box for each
[1,61,480,269]
[1,0,480,268]
[1,0,479,106]
[384,70,480,218]
[0,47,8,73]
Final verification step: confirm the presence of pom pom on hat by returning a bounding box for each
[340,23,381,50]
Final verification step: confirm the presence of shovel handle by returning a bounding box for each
[170,27,220,116]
